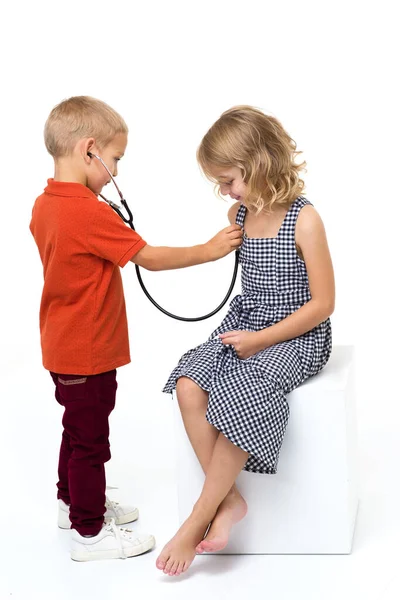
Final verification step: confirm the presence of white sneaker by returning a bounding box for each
[58,497,139,529]
[70,519,155,561]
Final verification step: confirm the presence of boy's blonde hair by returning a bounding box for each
[44,96,128,158]
[197,105,306,213]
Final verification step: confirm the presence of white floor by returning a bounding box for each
[2,355,399,600]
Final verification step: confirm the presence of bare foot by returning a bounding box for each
[156,510,210,576]
[195,491,247,554]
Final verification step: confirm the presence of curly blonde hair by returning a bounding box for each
[197,105,306,213]
[44,96,128,158]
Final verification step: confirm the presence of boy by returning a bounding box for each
[30,96,242,562]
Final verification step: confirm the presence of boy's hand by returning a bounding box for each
[205,225,243,260]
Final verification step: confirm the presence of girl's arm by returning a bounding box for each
[228,201,241,225]
[220,205,334,358]
[257,205,335,348]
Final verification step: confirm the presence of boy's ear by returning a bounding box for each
[84,138,96,162]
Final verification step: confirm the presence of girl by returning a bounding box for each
[157,106,334,576]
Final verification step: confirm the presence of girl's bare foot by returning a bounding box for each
[195,491,247,554]
[156,510,210,576]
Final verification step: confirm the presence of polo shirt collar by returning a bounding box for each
[45,179,97,199]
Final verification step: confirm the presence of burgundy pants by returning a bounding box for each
[50,370,117,536]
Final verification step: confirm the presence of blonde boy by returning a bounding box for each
[30,96,242,561]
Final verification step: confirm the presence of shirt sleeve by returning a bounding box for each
[86,200,146,267]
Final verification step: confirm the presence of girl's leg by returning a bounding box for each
[176,377,248,554]
[156,431,249,576]
[176,376,218,468]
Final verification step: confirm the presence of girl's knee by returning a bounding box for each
[176,377,207,410]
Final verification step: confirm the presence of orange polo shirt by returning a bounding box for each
[30,179,147,375]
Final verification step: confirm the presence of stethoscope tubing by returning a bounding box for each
[88,152,239,321]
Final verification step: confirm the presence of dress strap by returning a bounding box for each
[278,196,312,239]
[235,204,246,228]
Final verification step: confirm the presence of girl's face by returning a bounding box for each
[209,165,247,203]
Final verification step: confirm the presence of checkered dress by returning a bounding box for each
[163,197,332,474]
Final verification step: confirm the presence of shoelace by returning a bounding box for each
[105,518,126,559]
[105,497,120,519]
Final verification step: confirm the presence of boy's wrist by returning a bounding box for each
[201,242,214,263]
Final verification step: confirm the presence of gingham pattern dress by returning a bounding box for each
[163,197,332,474]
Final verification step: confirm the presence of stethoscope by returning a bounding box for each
[88,152,239,322]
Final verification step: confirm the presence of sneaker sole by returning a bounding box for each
[58,508,139,529]
[70,535,156,561]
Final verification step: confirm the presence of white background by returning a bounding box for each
[0,1,399,599]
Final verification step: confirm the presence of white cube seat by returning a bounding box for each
[172,345,358,554]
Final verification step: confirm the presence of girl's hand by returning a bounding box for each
[219,330,263,359]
